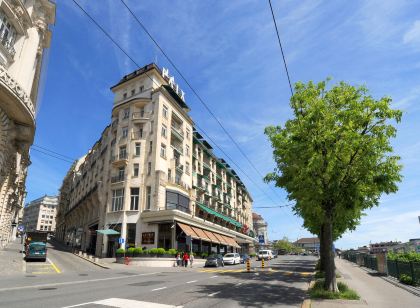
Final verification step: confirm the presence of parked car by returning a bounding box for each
[257,250,273,261]
[240,254,250,264]
[272,251,278,258]
[205,254,224,267]
[223,253,241,265]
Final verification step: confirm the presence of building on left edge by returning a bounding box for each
[0,0,56,248]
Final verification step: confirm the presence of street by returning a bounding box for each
[0,243,316,308]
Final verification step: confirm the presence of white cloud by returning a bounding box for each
[403,20,420,45]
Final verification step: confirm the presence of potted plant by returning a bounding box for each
[127,247,135,257]
[133,247,143,257]
[166,248,177,257]
[116,248,125,259]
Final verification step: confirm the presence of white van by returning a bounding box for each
[257,250,273,261]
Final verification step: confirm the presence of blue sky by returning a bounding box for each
[27,0,420,249]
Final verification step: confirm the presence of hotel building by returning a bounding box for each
[0,0,55,247]
[56,64,256,257]
[22,195,58,232]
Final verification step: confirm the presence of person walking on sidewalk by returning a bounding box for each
[189,253,194,268]
[176,253,181,267]
[183,252,189,268]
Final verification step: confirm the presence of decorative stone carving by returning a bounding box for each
[0,65,34,117]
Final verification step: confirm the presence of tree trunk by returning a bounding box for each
[319,224,326,272]
[323,211,338,292]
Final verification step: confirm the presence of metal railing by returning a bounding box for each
[132,111,151,120]
[111,175,125,183]
[111,153,128,162]
[171,125,184,139]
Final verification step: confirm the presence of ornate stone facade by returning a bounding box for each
[0,0,55,248]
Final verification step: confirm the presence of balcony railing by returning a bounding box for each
[0,39,16,57]
[111,153,128,164]
[171,145,183,155]
[132,112,151,121]
[111,175,125,183]
[171,125,184,140]
[131,131,143,139]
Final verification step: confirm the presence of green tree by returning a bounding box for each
[273,236,297,253]
[265,80,402,291]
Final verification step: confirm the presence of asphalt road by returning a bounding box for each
[0,244,317,308]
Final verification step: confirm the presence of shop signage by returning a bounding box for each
[142,232,155,244]
[162,67,185,101]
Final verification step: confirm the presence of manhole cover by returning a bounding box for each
[39,287,57,291]
[128,281,164,287]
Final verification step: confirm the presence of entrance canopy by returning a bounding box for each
[96,229,120,235]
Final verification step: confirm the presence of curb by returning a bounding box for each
[72,253,110,269]
[301,299,311,308]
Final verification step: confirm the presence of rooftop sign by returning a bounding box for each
[162,67,185,102]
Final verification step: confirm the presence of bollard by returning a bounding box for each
[262,258,265,269]
[246,259,251,272]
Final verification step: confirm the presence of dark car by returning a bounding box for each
[205,254,224,267]
[272,251,278,258]
[240,254,250,264]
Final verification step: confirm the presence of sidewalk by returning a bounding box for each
[0,238,25,276]
[311,258,420,308]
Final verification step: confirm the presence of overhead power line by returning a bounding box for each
[31,147,74,164]
[119,0,285,202]
[33,144,77,161]
[268,0,293,96]
[253,204,293,209]
[71,0,291,210]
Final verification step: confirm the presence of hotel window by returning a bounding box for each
[131,89,135,96]
[160,143,167,158]
[166,190,190,213]
[186,128,190,139]
[119,146,127,159]
[185,145,190,156]
[123,92,127,99]
[0,11,16,56]
[122,127,128,139]
[150,121,154,134]
[161,124,167,138]
[133,163,139,177]
[111,189,124,211]
[123,108,130,119]
[139,85,144,92]
[135,143,141,156]
[149,141,153,154]
[118,167,125,180]
[146,186,152,209]
[186,162,190,174]
[147,162,152,175]
[130,188,139,210]
[163,105,168,118]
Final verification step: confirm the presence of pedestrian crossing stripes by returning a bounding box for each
[199,268,313,276]
[62,298,183,308]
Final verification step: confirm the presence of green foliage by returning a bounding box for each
[116,248,125,254]
[149,248,159,254]
[273,237,300,253]
[201,252,208,258]
[156,248,166,255]
[166,249,177,255]
[399,274,414,285]
[127,247,135,253]
[249,253,256,257]
[387,251,420,262]
[309,279,360,300]
[265,79,402,290]
[134,247,143,254]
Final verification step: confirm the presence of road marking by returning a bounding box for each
[0,272,160,292]
[152,287,167,291]
[186,280,197,284]
[235,282,243,286]
[210,275,218,278]
[208,291,221,297]
[47,258,61,274]
[62,298,182,308]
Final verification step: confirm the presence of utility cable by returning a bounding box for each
[268,0,293,96]
[31,148,74,164]
[32,144,77,161]
[119,0,285,202]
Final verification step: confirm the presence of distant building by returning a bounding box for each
[294,237,320,252]
[0,0,55,248]
[369,241,400,254]
[389,239,420,254]
[253,212,269,250]
[23,195,58,232]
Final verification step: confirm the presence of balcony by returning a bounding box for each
[171,125,184,141]
[171,145,183,156]
[132,112,150,122]
[131,131,144,139]
[0,39,16,58]
[111,119,119,131]
[111,175,125,184]
[110,153,128,166]
[175,163,184,173]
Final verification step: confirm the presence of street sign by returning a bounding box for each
[118,238,125,244]
[258,235,265,244]
[17,225,25,232]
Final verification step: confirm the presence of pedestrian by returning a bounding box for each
[183,252,189,268]
[189,253,194,268]
[176,253,181,267]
